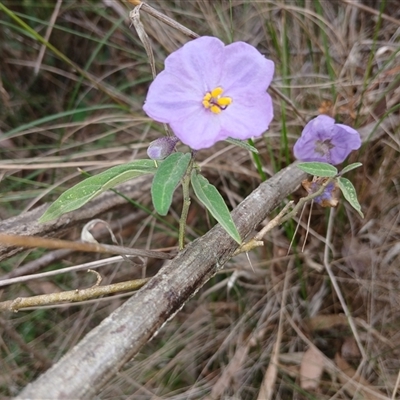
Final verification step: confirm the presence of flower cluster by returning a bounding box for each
[294,115,361,208]
[293,115,361,165]
[143,36,274,150]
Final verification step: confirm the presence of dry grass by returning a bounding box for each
[1,0,400,398]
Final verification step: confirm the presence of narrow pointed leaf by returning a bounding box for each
[225,137,259,154]
[39,160,157,223]
[338,177,364,218]
[297,162,338,177]
[151,152,191,216]
[191,171,241,244]
[340,162,363,175]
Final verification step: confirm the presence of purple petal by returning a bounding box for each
[311,114,336,132]
[220,42,274,92]
[169,109,223,150]
[219,92,273,140]
[329,126,361,164]
[164,36,225,91]
[144,37,228,123]
[336,123,362,150]
[143,71,203,123]
[293,131,327,162]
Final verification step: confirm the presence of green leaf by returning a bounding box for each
[338,177,364,218]
[151,152,191,216]
[297,162,338,177]
[39,160,157,223]
[191,171,241,244]
[225,137,259,154]
[340,162,363,175]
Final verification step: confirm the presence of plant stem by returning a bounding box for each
[179,155,195,250]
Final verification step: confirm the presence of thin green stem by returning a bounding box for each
[179,156,195,250]
[248,138,266,181]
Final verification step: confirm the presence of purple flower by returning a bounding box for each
[313,181,339,207]
[293,115,361,165]
[143,36,274,150]
[302,178,340,208]
[147,136,179,160]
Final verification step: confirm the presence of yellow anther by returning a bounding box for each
[217,97,232,106]
[210,105,222,114]
[211,87,223,97]
[202,87,232,113]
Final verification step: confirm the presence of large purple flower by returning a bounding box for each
[143,36,274,150]
[293,115,361,165]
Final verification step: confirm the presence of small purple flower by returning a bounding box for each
[143,36,274,150]
[147,136,179,160]
[313,181,339,207]
[302,178,340,207]
[293,115,361,165]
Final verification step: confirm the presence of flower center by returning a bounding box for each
[202,87,232,114]
[315,139,334,158]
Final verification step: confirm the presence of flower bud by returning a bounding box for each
[147,136,179,160]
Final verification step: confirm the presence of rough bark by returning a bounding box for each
[16,162,306,399]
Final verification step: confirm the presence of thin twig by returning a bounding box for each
[323,208,367,359]
[302,199,314,252]
[0,255,141,288]
[128,0,199,39]
[130,4,157,79]
[0,233,173,260]
[391,369,400,400]
[34,0,62,75]
[341,0,400,27]
[0,278,149,312]
[0,212,146,281]
[254,201,294,241]
[235,177,334,255]
[233,202,293,256]
[257,261,292,399]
